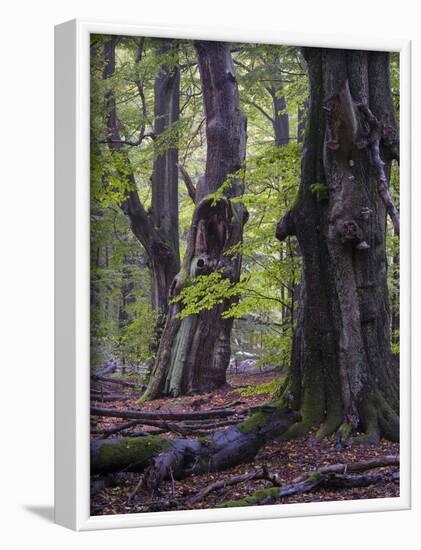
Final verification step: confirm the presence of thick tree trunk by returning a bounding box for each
[142,41,247,399]
[276,49,400,443]
[102,38,180,315]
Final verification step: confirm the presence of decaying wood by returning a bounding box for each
[188,455,399,506]
[187,471,260,505]
[218,455,399,507]
[96,363,117,377]
[92,419,144,438]
[93,416,246,442]
[91,404,299,490]
[91,394,130,403]
[91,374,138,387]
[296,454,399,479]
[91,405,246,422]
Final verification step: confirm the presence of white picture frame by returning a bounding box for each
[54,18,412,531]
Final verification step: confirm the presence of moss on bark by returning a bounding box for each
[91,436,172,475]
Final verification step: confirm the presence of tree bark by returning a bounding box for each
[91,403,298,482]
[276,49,400,443]
[101,37,180,315]
[142,41,247,399]
[218,463,398,508]
[272,93,289,146]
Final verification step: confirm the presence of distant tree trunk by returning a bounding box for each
[267,56,289,146]
[101,37,180,316]
[143,41,247,399]
[150,41,181,313]
[118,254,136,373]
[272,93,289,146]
[277,49,400,443]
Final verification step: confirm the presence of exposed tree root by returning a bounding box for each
[277,385,399,445]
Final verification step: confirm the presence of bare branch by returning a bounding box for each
[177,164,197,202]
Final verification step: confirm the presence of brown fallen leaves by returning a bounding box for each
[90,371,399,516]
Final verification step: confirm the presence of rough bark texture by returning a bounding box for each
[101,38,180,315]
[143,41,247,399]
[276,49,400,443]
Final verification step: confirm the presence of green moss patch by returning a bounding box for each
[217,487,280,508]
[93,436,172,474]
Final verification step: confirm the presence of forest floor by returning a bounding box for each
[90,370,399,516]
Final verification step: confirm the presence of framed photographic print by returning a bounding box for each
[54,19,411,530]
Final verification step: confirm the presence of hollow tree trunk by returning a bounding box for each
[276,48,400,443]
[142,41,247,399]
[101,37,180,316]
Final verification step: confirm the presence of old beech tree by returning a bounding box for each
[101,37,180,316]
[277,48,400,443]
[91,47,400,487]
[143,41,247,399]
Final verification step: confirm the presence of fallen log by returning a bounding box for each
[91,401,300,489]
[187,466,283,505]
[91,406,245,422]
[96,363,117,377]
[92,416,245,441]
[120,429,167,438]
[188,471,261,505]
[92,419,143,438]
[91,375,138,387]
[217,456,399,508]
[295,455,399,480]
[91,394,130,403]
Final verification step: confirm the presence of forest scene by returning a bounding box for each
[89,34,400,516]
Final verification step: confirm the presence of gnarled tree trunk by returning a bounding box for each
[277,48,400,443]
[143,41,247,399]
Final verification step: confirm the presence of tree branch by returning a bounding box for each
[177,164,197,202]
[243,98,274,123]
